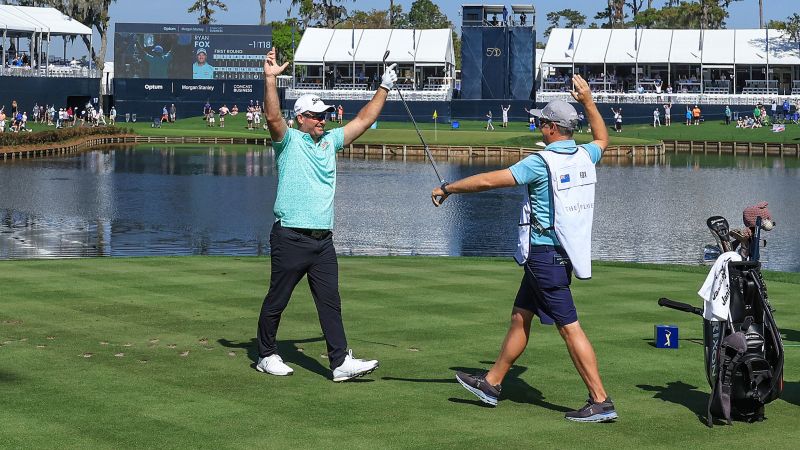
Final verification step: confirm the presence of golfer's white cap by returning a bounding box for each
[529,99,578,130]
[293,94,335,117]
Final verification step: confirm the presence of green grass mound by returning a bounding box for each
[1,257,798,448]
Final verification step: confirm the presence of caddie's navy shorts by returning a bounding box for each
[513,245,578,326]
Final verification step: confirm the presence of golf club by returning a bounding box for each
[383,51,447,187]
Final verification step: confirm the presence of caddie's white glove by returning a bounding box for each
[380,63,398,91]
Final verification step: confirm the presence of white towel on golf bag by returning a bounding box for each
[698,251,742,322]
[537,148,597,280]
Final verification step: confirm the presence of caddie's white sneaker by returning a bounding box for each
[256,354,293,376]
[332,349,379,382]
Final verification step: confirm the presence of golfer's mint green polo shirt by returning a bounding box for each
[272,127,345,230]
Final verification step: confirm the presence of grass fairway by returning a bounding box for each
[1,257,798,448]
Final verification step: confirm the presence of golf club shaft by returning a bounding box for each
[394,87,446,185]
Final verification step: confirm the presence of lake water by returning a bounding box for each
[1,144,799,272]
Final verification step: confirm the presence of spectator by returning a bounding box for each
[207,108,215,127]
[337,104,343,124]
[169,104,177,122]
[0,108,6,133]
[663,103,672,126]
[246,108,254,130]
[653,108,660,127]
[753,104,762,125]
[501,104,510,128]
[520,12,527,26]
[231,104,239,116]
[611,107,622,132]
[692,105,701,125]
[724,105,732,125]
[485,110,494,131]
[782,99,791,120]
[219,104,229,128]
[109,106,117,125]
[161,105,169,123]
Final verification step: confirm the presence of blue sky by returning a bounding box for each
[70,0,798,59]
[108,0,795,30]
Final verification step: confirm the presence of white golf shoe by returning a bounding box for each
[332,349,379,382]
[256,354,293,376]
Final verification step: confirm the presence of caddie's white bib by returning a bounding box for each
[536,148,597,279]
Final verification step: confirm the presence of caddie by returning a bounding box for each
[430,75,617,422]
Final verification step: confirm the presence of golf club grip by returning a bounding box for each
[658,297,703,316]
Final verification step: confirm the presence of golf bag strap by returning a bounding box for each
[707,321,727,427]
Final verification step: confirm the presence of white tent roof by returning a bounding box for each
[354,29,391,62]
[385,29,419,63]
[636,29,672,63]
[294,28,453,66]
[701,30,735,65]
[325,28,364,63]
[541,28,581,65]
[414,29,453,64]
[572,29,609,64]
[735,29,768,65]
[0,5,91,36]
[605,29,640,64]
[669,30,702,64]
[294,28,332,65]
[768,29,800,65]
[542,27,799,67]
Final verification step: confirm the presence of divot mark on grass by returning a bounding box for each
[168,344,177,349]
[100,341,109,345]
[179,351,189,357]
[139,359,148,364]
[36,345,46,348]
[228,351,236,357]
[320,354,328,359]
[115,353,125,357]
[408,348,420,352]
[149,339,159,344]
[82,353,94,358]
[1,319,22,325]
[46,336,56,340]
[296,348,304,353]
[198,338,209,345]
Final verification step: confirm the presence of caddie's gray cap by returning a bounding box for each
[529,99,578,130]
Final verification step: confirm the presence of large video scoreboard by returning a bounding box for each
[114,23,272,81]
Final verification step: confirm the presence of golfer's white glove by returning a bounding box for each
[380,63,398,91]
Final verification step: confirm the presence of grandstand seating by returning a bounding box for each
[792,81,800,95]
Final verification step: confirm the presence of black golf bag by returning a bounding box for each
[658,216,784,426]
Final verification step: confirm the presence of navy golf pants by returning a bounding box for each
[257,221,347,369]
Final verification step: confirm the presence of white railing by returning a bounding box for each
[536,91,799,106]
[286,88,451,102]
[1,66,100,78]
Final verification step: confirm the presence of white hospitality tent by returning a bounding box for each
[0,5,93,74]
[541,28,800,95]
[293,27,455,90]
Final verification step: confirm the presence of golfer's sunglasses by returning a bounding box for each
[302,112,327,121]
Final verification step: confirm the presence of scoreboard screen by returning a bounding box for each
[114,23,272,80]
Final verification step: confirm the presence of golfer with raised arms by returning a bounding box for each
[431,75,617,422]
[256,47,397,382]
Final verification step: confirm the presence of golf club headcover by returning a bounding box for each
[381,63,398,91]
[743,201,775,231]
